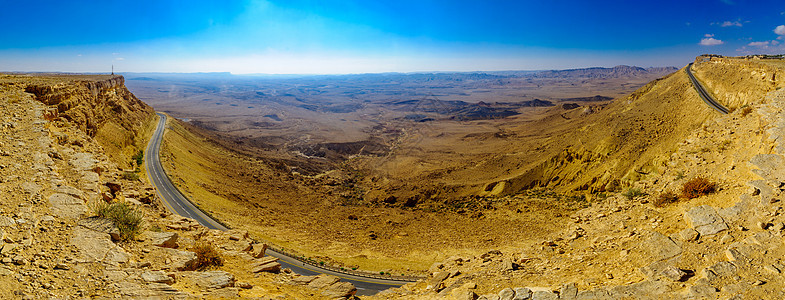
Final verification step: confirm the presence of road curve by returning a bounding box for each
[144,112,409,295]
[686,63,729,114]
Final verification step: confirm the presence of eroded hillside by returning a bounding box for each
[372,58,785,299]
[20,75,156,168]
[150,58,784,285]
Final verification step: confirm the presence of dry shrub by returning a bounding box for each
[681,177,716,199]
[186,242,223,271]
[622,188,644,200]
[93,201,143,241]
[653,191,679,207]
[741,106,753,117]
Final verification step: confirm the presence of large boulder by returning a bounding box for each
[250,256,281,273]
[49,193,88,219]
[193,271,235,290]
[308,275,341,289]
[322,281,357,298]
[141,270,175,284]
[70,227,129,265]
[144,231,178,248]
[684,205,728,237]
[78,217,121,241]
[151,248,196,271]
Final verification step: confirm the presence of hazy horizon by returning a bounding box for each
[2,0,785,74]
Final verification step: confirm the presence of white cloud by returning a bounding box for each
[115,57,125,61]
[748,41,770,47]
[700,36,724,46]
[720,20,742,27]
[776,25,785,35]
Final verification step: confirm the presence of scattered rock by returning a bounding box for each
[48,193,88,219]
[154,248,196,271]
[679,228,699,241]
[308,274,340,289]
[291,275,318,285]
[204,287,240,298]
[640,261,687,282]
[70,227,129,265]
[512,287,532,300]
[643,232,682,261]
[250,256,281,273]
[764,265,781,274]
[684,205,728,237]
[141,270,174,284]
[559,283,578,299]
[249,243,267,258]
[144,231,178,248]
[193,271,235,290]
[531,290,557,300]
[112,281,186,298]
[322,281,357,298]
[78,217,121,241]
[498,288,515,300]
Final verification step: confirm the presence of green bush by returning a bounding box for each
[121,171,139,181]
[93,202,143,241]
[622,188,645,200]
[131,150,144,166]
[653,191,679,207]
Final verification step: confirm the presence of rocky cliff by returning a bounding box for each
[692,57,785,111]
[23,75,155,168]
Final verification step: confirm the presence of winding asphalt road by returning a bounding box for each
[686,63,729,114]
[144,112,409,296]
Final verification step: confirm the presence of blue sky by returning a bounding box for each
[1,0,785,74]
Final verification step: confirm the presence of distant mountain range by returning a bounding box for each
[123,65,678,81]
[527,65,679,79]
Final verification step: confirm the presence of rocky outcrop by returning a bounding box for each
[692,57,785,111]
[24,75,155,168]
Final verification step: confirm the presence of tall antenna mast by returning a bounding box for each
[112,64,114,75]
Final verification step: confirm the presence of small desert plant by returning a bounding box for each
[186,242,223,271]
[131,150,144,167]
[121,171,139,181]
[741,105,753,117]
[681,177,716,199]
[93,202,143,241]
[718,140,732,151]
[653,191,680,207]
[622,188,645,200]
[675,171,685,180]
